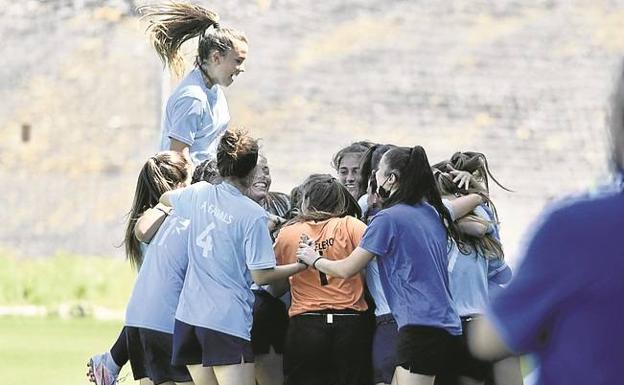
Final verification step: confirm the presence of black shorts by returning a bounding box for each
[435,316,492,384]
[372,314,398,384]
[125,327,192,384]
[251,290,289,354]
[396,325,461,376]
[284,310,372,385]
[172,319,254,367]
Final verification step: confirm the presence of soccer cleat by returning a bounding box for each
[87,352,119,385]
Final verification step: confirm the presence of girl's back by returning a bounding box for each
[168,181,276,340]
[361,202,461,335]
[125,212,190,334]
[275,216,368,316]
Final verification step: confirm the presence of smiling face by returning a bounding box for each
[337,152,362,198]
[211,40,248,87]
[247,155,271,203]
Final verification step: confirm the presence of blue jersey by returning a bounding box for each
[160,67,230,164]
[488,186,624,385]
[170,181,276,340]
[447,205,511,316]
[360,202,461,335]
[125,212,190,334]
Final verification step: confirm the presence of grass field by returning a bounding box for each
[0,316,140,385]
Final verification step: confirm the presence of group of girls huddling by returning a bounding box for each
[86,2,523,385]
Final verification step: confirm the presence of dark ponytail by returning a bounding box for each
[382,146,464,249]
[357,143,397,198]
[139,2,246,77]
[217,129,258,181]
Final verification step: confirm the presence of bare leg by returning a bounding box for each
[255,347,284,385]
[139,379,155,385]
[175,382,196,385]
[213,362,255,385]
[395,366,435,385]
[187,365,219,385]
[493,357,523,385]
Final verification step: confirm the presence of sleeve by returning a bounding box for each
[169,183,205,219]
[273,225,297,265]
[487,258,512,285]
[442,199,456,221]
[487,208,583,353]
[167,96,206,146]
[245,215,277,270]
[473,205,495,234]
[359,212,395,257]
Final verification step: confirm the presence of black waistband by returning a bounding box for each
[298,308,365,316]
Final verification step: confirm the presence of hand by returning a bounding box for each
[297,234,319,266]
[450,170,472,190]
[267,214,286,231]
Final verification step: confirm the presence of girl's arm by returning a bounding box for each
[297,245,375,279]
[134,204,169,243]
[456,216,489,238]
[251,263,307,285]
[170,138,193,168]
[447,193,484,220]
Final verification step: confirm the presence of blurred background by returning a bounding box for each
[0,0,622,384]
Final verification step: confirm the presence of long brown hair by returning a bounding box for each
[435,171,505,259]
[293,174,362,223]
[217,129,259,184]
[139,1,247,77]
[124,151,189,269]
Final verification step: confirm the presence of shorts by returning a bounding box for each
[125,326,192,384]
[372,314,398,384]
[435,316,491,384]
[251,290,289,354]
[172,319,254,367]
[284,310,372,385]
[396,325,461,376]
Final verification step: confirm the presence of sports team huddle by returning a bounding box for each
[85,2,624,385]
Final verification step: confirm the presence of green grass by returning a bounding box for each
[0,252,135,312]
[0,316,140,385]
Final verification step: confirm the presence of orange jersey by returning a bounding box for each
[274,216,368,317]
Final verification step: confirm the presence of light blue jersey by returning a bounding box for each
[447,205,512,316]
[125,212,190,334]
[365,258,391,317]
[160,67,230,164]
[170,181,276,340]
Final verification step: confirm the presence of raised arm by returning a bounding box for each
[447,193,484,220]
[134,204,169,243]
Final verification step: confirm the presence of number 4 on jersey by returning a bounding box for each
[196,222,216,257]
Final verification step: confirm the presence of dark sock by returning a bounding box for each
[109,327,129,367]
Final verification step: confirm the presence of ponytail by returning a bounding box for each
[217,129,258,180]
[382,146,465,251]
[357,143,396,198]
[139,2,246,77]
[123,151,189,269]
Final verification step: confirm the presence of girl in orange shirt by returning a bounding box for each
[272,174,370,385]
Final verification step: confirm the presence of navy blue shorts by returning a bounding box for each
[172,319,254,367]
[372,314,398,384]
[251,290,289,354]
[125,326,192,384]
